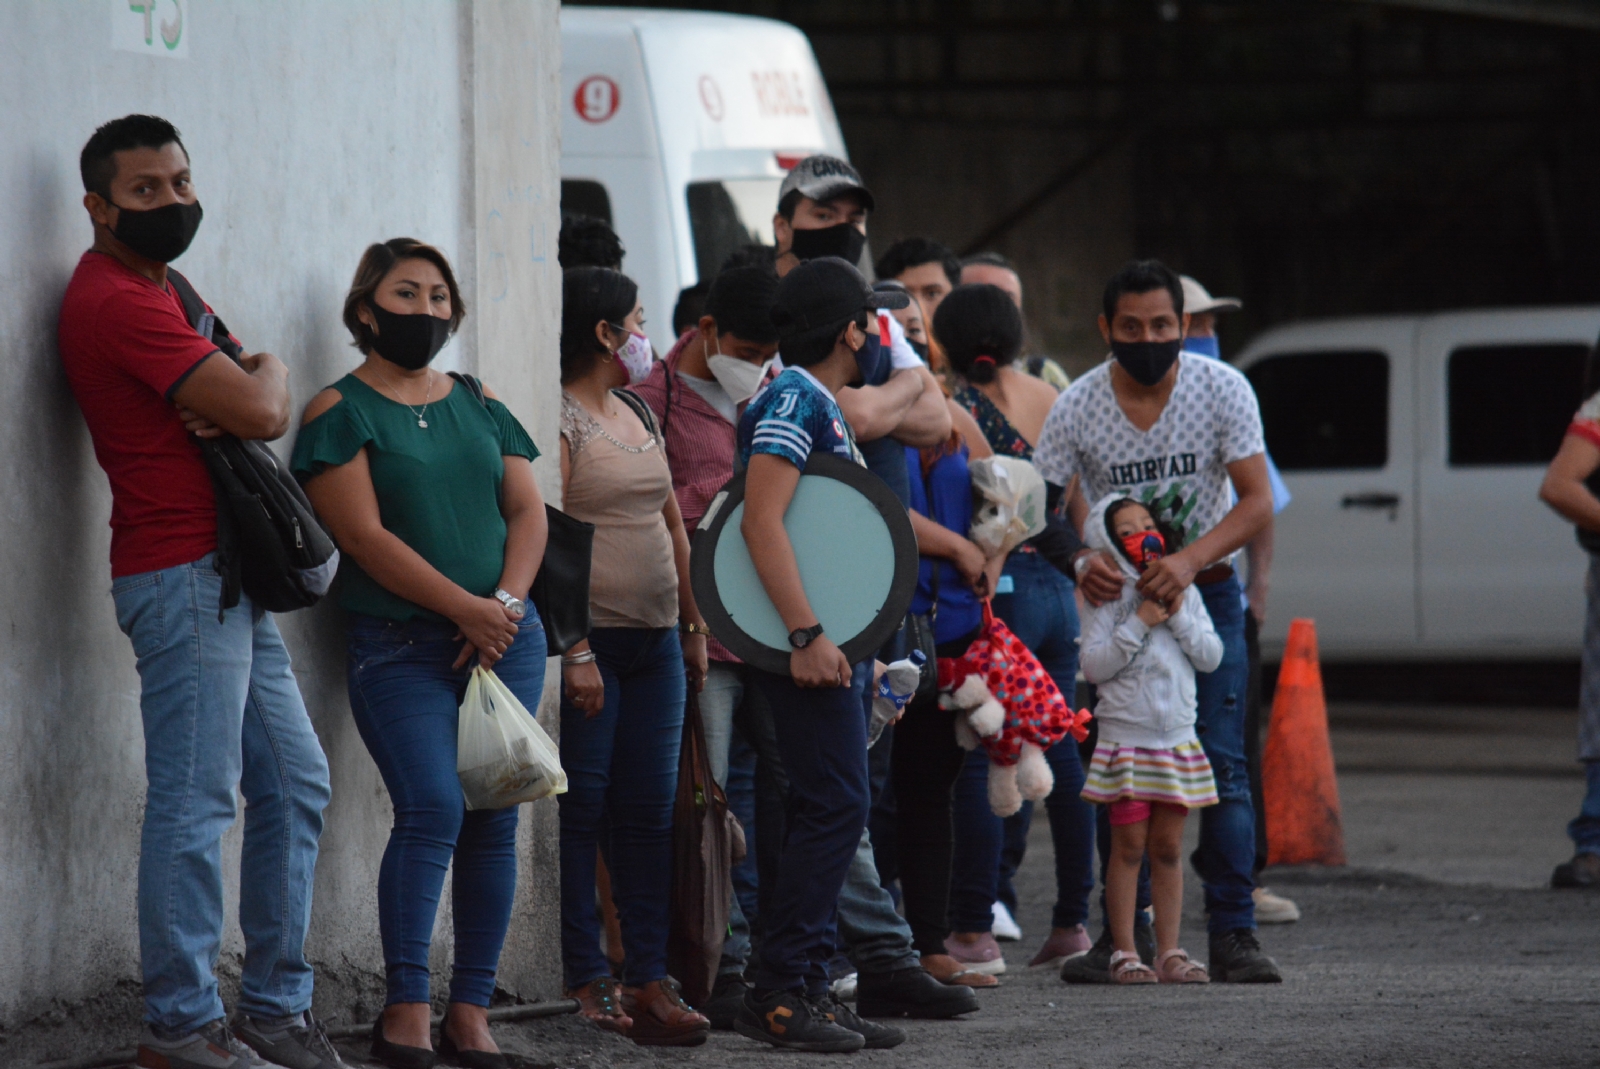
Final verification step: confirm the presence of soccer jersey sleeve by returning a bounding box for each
[747,383,817,470]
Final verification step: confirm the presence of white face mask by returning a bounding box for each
[707,342,770,405]
[612,329,654,385]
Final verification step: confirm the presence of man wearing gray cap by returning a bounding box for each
[772,154,949,506]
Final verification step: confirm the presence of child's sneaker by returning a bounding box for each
[944,932,1006,975]
[1028,924,1092,968]
[734,989,865,1052]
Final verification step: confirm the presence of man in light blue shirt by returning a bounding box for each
[1180,274,1299,926]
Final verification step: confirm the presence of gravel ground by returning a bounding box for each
[36,702,1600,1068]
[327,702,1600,1069]
[357,862,1599,1069]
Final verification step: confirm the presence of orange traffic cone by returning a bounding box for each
[1263,619,1347,866]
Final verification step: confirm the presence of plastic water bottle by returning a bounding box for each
[867,650,927,746]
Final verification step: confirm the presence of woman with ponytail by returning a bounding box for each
[934,284,1101,977]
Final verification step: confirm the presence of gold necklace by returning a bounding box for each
[373,366,435,428]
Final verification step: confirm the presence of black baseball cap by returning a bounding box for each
[771,257,909,339]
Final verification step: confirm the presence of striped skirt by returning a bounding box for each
[1080,738,1219,808]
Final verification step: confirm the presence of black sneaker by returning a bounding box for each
[820,995,906,1049]
[856,966,978,1019]
[1551,852,1600,889]
[232,1012,345,1069]
[1208,928,1283,983]
[733,989,866,1052]
[699,974,752,1032]
[1059,917,1155,984]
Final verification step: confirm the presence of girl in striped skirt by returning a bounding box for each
[1079,494,1224,984]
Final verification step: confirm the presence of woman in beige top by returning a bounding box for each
[555,266,712,1047]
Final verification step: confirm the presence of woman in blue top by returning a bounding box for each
[939,283,1099,977]
[891,406,1006,981]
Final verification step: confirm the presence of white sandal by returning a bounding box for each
[1110,949,1157,985]
[1155,949,1211,984]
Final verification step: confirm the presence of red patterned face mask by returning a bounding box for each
[1119,529,1166,571]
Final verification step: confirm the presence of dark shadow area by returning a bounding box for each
[1264,659,1580,706]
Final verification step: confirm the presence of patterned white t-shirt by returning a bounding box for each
[1033,354,1265,556]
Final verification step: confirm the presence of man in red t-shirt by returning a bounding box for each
[58,115,337,1069]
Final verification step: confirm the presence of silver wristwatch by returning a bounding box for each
[493,588,526,618]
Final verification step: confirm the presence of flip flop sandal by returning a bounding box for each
[1155,949,1211,984]
[1110,950,1157,985]
[921,955,1000,988]
[941,968,999,989]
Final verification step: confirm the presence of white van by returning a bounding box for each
[560,7,847,354]
[1234,308,1600,660]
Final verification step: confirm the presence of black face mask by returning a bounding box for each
[111,199,203,263]
[1111,338,1182,387]
[789,222,867,265]
[852,328,888,386]
[368,302,451,370]
[907,337,930,364]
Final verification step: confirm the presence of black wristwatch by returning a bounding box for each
[788,622,825,649]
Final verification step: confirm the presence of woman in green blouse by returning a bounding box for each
[291,238,546,1069]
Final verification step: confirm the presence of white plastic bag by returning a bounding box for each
[457,666,567,810]
[968,456,1048,557]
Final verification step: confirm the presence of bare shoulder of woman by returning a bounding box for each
[948,399,993,458]
[301,387,343,425]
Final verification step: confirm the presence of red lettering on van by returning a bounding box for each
[699,75,725,121]
[751,71,810,117]
[574,76,620,123]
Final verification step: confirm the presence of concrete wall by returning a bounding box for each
[0,2,562,1059]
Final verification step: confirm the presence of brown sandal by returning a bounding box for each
[920,954,1000,989]
[621,977,711,1047]
[567,976,633,1034]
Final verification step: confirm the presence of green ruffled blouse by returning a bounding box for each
[290,373,539,623]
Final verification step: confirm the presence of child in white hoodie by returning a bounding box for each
[1079,493,1223,984]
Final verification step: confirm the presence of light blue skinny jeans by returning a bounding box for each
[112,554,331,1033]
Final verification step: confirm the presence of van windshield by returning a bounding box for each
[687,178,783,283]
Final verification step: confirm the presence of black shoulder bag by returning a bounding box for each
[167,271,338,618]
[448,372,595,655]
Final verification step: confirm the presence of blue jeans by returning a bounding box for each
[1189,575,1257,933]
[558,627,685,989]
[950,552,1094,932]
[700,661,758,980]
[347,611,547,1006]
[1573,557,1600,854]
[113,555,330,1032]
[749,663,873,996]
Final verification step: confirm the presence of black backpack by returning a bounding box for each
[168,271,339,616]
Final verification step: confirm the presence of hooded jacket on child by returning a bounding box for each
[1079,493,1224,749]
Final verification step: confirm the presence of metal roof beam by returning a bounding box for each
[1346,0,1600,31]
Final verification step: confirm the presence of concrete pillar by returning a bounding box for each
[0,2,562,1059]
